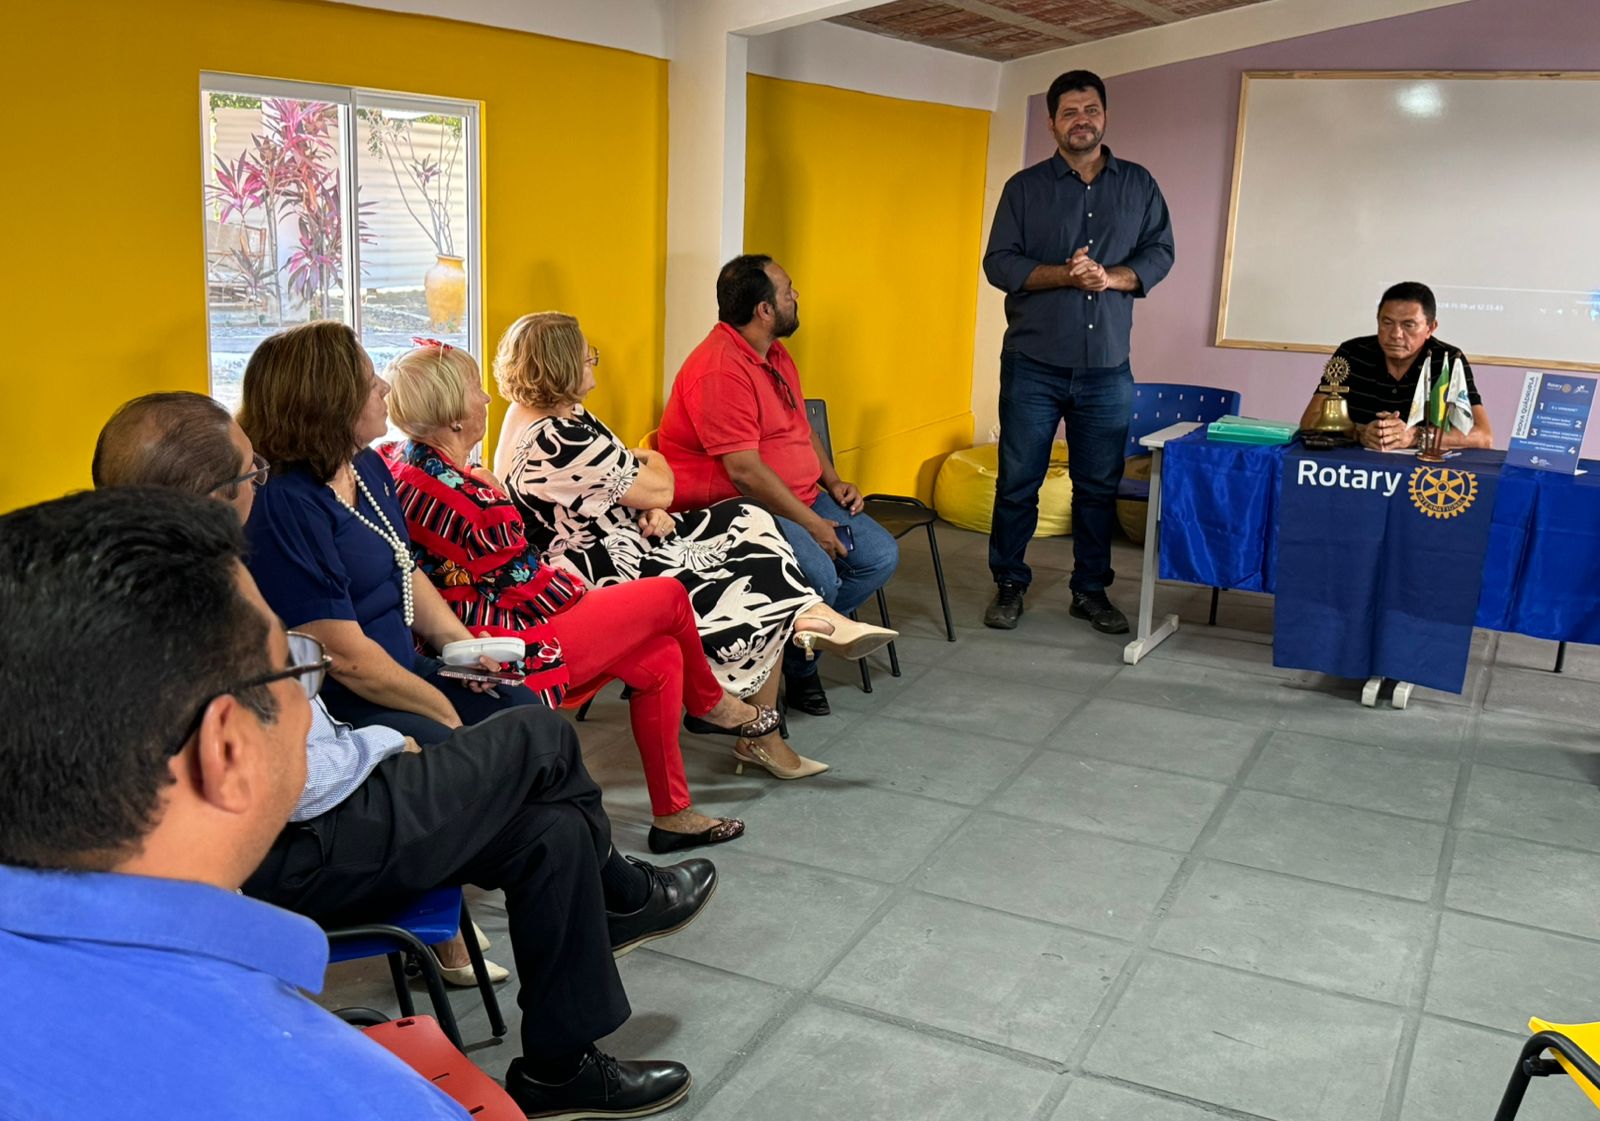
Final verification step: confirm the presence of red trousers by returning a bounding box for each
[547,577,723,816]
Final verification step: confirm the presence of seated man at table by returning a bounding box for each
[1299,281,1493,452]
[658,254,899,717]
[82,392,709,1119]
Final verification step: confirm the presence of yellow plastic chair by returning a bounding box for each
[639,427,659,450]
[1493,1018,1600,1118]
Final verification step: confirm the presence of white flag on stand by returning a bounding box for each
[1406,355,1431,429]
[1445,353,1474,433]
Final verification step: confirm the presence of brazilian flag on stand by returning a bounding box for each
[1428,357,1450,429]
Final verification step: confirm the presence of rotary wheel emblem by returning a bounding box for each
[1409,466,1478,519]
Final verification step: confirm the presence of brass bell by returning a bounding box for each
[1309,392,1355,438]
[1298,356,1358,448]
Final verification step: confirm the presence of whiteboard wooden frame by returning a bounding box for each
[1215,70,1600,373]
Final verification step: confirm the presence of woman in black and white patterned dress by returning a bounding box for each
[494,311,895,780]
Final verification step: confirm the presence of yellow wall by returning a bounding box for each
[4,0,666,512]
[744,76,988,501]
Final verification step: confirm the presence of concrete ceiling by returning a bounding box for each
[830,0,1274,60]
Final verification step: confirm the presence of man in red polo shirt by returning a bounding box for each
[658,255,899,716]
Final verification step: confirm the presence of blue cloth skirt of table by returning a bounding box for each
[1158,432,1600,691]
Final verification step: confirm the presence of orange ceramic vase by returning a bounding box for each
[424,254,467,330]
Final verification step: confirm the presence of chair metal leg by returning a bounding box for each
[1492,1030,1599,1121]
[850,610,873,693]
[348,928,462,1049]
[386,952,415,1019]
[1208,587,1220,626]
[925,522,956,642]
[875,588,901,677]
[1555,641,1567,673]
[460,899,507,1039]
[575,698,594,722]
[405,937,465,1049]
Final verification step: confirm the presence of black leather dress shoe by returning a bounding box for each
[784,672,831,716]
[505,1049,691,1120]
[1069,590,1129,634]
[607,856,716,958]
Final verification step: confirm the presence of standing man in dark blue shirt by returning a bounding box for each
[982,70,1174,634]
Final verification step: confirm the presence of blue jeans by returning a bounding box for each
[776,491,899,678]
[989,350,1133,594]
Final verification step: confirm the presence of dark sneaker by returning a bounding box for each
[607,856,716,958]
[783,672,831,716]
[505,1049,691,1120]
[983,581,1026,629]
[1069,590,1129,634]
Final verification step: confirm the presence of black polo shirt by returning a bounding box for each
[1331,335,1481,425]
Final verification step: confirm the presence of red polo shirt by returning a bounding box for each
[659,323,822,511]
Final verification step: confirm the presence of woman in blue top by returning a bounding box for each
[239,321,541,742]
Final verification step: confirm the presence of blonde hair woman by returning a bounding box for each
[380,339,774,851]
[494,312,895,780]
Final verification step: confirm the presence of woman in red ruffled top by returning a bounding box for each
[380,340,771,854]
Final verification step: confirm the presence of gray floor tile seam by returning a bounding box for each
[802,991,1071,1073]
[664,988,813,1121]
[1378,746,1479,1121]
[1433,901,1600,951]
[1460,742,1600,782]
[1194,853,1444,907]
[1229,769,1462,826]
[1057,731,1280,1079]
[976,804,1210,859]
[1100,688,1287,732]
[1415,1008,1546,1043]
[1447,821,1600,863]
[877,688,1095,748]
[1057,1074,1288,1121]
[1477,703,1600,735]
[1265,712,1472,758]
[1035,740,1256,789]
[1129,944,1431,1018]
[1201,779,1470,833]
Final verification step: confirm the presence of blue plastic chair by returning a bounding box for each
[1123,383,1242,462]
[324,886,505,1050]
[1119,383,1241,624]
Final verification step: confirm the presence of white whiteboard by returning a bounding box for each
[1217,72,1600,372]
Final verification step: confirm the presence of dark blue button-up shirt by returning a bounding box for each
[983,147,1174,369]
[0,865,467,1119]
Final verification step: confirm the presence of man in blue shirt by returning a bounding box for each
[63,392,714,1119]
[982,70,1175,635]
[0,487,473,1119]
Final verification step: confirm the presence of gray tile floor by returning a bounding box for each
[319,525,1600,1121]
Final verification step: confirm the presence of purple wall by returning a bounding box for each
[1023,0,1600,452]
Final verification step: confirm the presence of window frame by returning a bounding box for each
[198,72,482,398]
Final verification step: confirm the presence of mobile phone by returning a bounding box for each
[835,524,855,552]
[436,665,526,687]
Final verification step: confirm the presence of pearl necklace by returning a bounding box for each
[330,466,415,627]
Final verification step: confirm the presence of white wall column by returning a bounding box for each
[661,0,885,389]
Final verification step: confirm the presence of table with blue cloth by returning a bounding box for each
[1126,426,1600,697]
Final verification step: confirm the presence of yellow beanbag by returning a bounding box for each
[1117,454,1153,545]
[933,442,1072,536]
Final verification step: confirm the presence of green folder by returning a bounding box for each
[1206,416,1300,446]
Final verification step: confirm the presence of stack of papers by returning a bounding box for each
[1206,416,1300,446]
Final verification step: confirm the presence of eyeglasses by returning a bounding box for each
[585,348,601,369]
[210,453,270,495]
[168,631,332,755]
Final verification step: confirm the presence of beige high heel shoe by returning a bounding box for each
[733,739,830,780]
[793,604,898,661]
